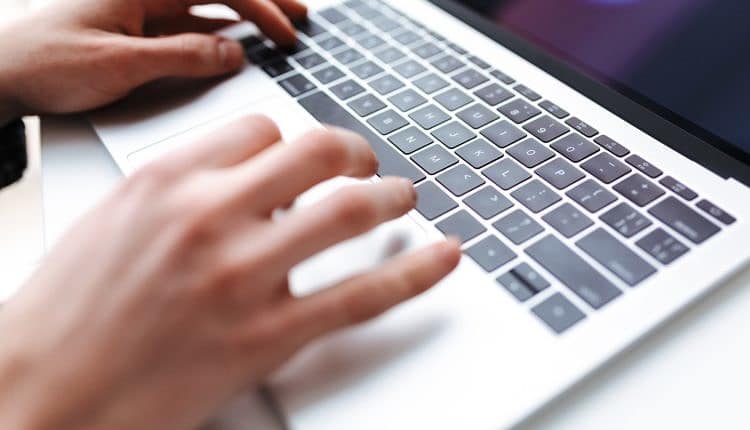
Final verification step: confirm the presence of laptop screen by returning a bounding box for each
[457,0,750,161]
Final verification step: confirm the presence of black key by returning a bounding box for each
[340,22,367,37]
[452,68,489,89]
[357,34,386,50]
[350,4,380,19]
[248,45,282,64]
[482,158,531,190]
[466,236,516,272]
[532,293,586,334]
[649,196,720,244]
[240,35,265,51]
[428,30,446,41]
[437,165,485,196]
[512,263,550,293]
[388,126,433,154]
[660,176,698,201]
[551,134,600,162]
[498,99,542,123]
[567,179,617,213]
[351,61,384,79]
[374,46,406,64]
[393,30,422,45]
[565,117,598,137]
[474,83,513,107]
[278,74,316,97]
[393,60,427,79]
[514,84,541,101]
[637,228,690,265]
[535,158,585,190]
[409,105,450,130]
[614,174,665,207]
[296,19,327,37]
[388,89,427,112]
[464,186,513,219]
[600,203,652,238]
[369,74,404,95]
[432,55,465,74]
[594,135,630,157]
[372,16,401,33]
[434,88,473,111]
[317,35,346,51]
[577,228,657,286]
[312,65,345,84]
[526,235,622,309]
[523,115,569,143]
[481,121,526,148]
[436,210,487,243]
[414,73,449,94]
[448,42,468,55]
[432,122,476,149]
[411,145,458,174]
[415,181,457,220]
[298,91,425,182]
[413,42,442,59]
[367,109,408,134]
[539,100,569,119]
[334,48,364,65]
[467,55,491,69]
[457,104,500,129]
[347,93,386,117]
[498,272,534,302]
[543,203,593,238]
[456,139,503,169]
[697,200,736,225]
[581,153,631,184]
[262,59,293,77]
[506,138,554,168]
[319,7,348,24]
[330,79,365,100]
[626,155,663,178]
[511,179,562,213]
[494,209,544,245]
[490,69,515,84]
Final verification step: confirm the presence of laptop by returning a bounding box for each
[87,0,750,428]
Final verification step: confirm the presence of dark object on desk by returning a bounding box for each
[0,119,27,190]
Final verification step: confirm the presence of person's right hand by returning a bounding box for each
[0,116,461,430]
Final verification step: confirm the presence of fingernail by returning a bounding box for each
[219,40,244,69]
[329,126,378,172]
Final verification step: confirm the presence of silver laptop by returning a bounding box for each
[88,0,750,428]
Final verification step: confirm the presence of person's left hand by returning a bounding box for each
[0,0,307,122]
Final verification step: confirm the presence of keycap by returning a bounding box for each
[511,180,562,213]
[581,153,631,184]
[462,55,487,69]
[482,158,531,190]
[613,174,665,207]
[415,181,458,220]
[240,35,265,51]
[413,42,442,59]
[463,186,513,219]
[551,134,600,162]
[600,203,652,238]
[393,30,422,45]
[521,115,568,143]
[490,69,515,84]
[565,117,598,137]
[514,84,541,101]
[411,145,458,174]
[357,34,386,50]
[318,35,346,51]
[577,228,657,286]
[567,179,617,213]
[626,154,663,178]
[388,127,433,154]
[539,100,569,119]
[319,7,348,24]
[248,45,282,63]
[279,74,316,97]
[659,176,698,201]
[649,196,720,244]
[474,83,514,106]
[498,99,542,124]
[312,65,345,84]
[296,19,327,37]
[535,158,585,190]
[437,165,485,196]
[340,22,367,37]
[452,69,489,89]
[506,138,554,168]
[388,89,426,112]
[636,228,690,265]
[436,210,487,243]
[512,263,550,293]
[367,109,408,134]
[298,91,425,183]
[409,105,450,130]
[594,135,629,157]
[374,46,406,64]
[497,272,534,302]
[331,79,365,100]
[456,139,503,169]
[393,59,427,79]
[481,121,526,148]
[532,293,586,334]
[434,88,473,111]
[414,73,450,94]
[351,61,384,79]
[466,236,516,272]
[696,200,736,225]
[334,48,364,64]
[432,55,465,74]
[543,203,594,238]
[262,59,293,77]
[369,74,404,95]
[347,93,386,117]
[372,16,402,33]
[448,42,469,55]
[526,235,622,309]
[494,209,545,245]
[432,122,476,148]
[457,104,499,129]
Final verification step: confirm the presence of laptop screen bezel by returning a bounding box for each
[427,0,750,186]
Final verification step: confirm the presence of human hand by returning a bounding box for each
[0,116,461,430]
[0,0,307,123]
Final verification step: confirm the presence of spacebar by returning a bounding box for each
[298,91,426,183]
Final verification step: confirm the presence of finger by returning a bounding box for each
[223,0,298,47]
[269,0,308,21]
[145,15,240,36]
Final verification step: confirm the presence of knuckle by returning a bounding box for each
[241,114,282,141]
[179,34,222,64]
[340,287,384,325]
[330,191,378,231]
[299,130,348,174]
[129,161,175,190]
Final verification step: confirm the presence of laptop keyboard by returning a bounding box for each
[242,0,737,334]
